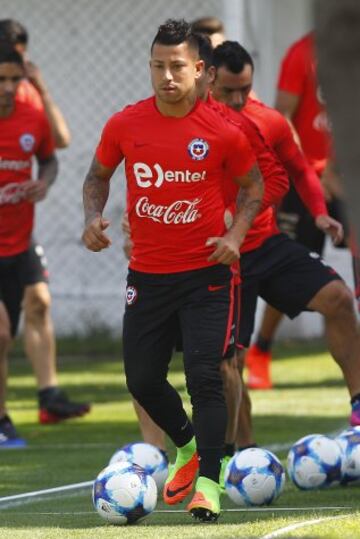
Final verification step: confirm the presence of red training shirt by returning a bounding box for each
[0,101,54,256]
[243,97,328,219]
[96,96,256,273]
[207,94,289,253]
[277,32,331,174]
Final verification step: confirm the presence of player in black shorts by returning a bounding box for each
[0,241,91,447]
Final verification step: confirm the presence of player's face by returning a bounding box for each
[0,63,24,109]
[211,64,253,111]
[150,42,203,104]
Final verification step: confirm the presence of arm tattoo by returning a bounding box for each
[235,165,263,225]
[83,158,111,225]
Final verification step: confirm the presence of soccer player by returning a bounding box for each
[0,21,90,426]
[82,19,263,521]
[0,46,55,445]
[246,31,355,390]
[210,40,360,451]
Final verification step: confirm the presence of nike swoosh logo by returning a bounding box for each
[208,285,226,292]
[166,479,193,497]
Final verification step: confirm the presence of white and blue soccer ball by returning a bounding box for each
[93,461,157,525]
[224,447,285,506]
[109,442,168,490]
[287,434,342,490]
[336,426,360,485]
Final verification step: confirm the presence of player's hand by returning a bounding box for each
[206,234,240,265]
[315,214,344,245]
[22,179,49,202]
[82,215,112,252]
[24,60,47,95]
[121,212,131,236]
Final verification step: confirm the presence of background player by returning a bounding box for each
[210,40,360,452]
[0,21,90,426]
[246,30,356,390]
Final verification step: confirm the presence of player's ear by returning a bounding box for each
[194,59,205,80]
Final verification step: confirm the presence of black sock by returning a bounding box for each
[351,393,360,405]
[224,443,235,458]
[256,335,272,353]
[38,386,59,407]
[197,447,222,483]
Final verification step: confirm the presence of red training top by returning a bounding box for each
[96,96,256,273]
[0,101,54,256]
[207,94,289,253]
[277,32,331,174]
[243,97,327,218]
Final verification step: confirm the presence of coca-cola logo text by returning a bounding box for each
[0,183,26,205]
[133,162,206,188]
[135,196,202,225]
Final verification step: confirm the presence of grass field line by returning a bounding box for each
[261,513,353,539]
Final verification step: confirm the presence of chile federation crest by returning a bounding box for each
[187,138,209,161]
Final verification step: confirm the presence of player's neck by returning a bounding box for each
[155,92,198,118]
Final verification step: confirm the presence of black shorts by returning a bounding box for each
[123,264,235,375]
[0,242,49,336]
[238,233,341,347]
[277,184,350,253]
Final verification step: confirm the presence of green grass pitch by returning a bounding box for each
[1,342,360,538]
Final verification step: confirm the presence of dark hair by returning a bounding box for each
[0,44,24,66]
[191,16,224,36]
[0,19,28,46]
[151,19,199,53]
[212,40,254,73]
[193,33,213,70]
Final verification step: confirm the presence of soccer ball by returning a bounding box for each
[287,434,342,490]
[109,442,168,490]
[224,447,285,506]
[93,461,157,525]
[336,426,360,485]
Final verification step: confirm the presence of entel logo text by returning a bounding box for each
[133,162,206,188]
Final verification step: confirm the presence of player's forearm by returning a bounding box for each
[40,92,71,149]
[285,152,328,218]
[230,165,264,245]
[38,155,58,187]
[83,171,110,226]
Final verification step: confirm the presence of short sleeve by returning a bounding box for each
[96,114,124,169]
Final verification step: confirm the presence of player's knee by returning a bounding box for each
[220,357,237,389]
[25,286,51,322]
[318,281,354,318]
[126,370,158,402]
[187,362,223,403]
